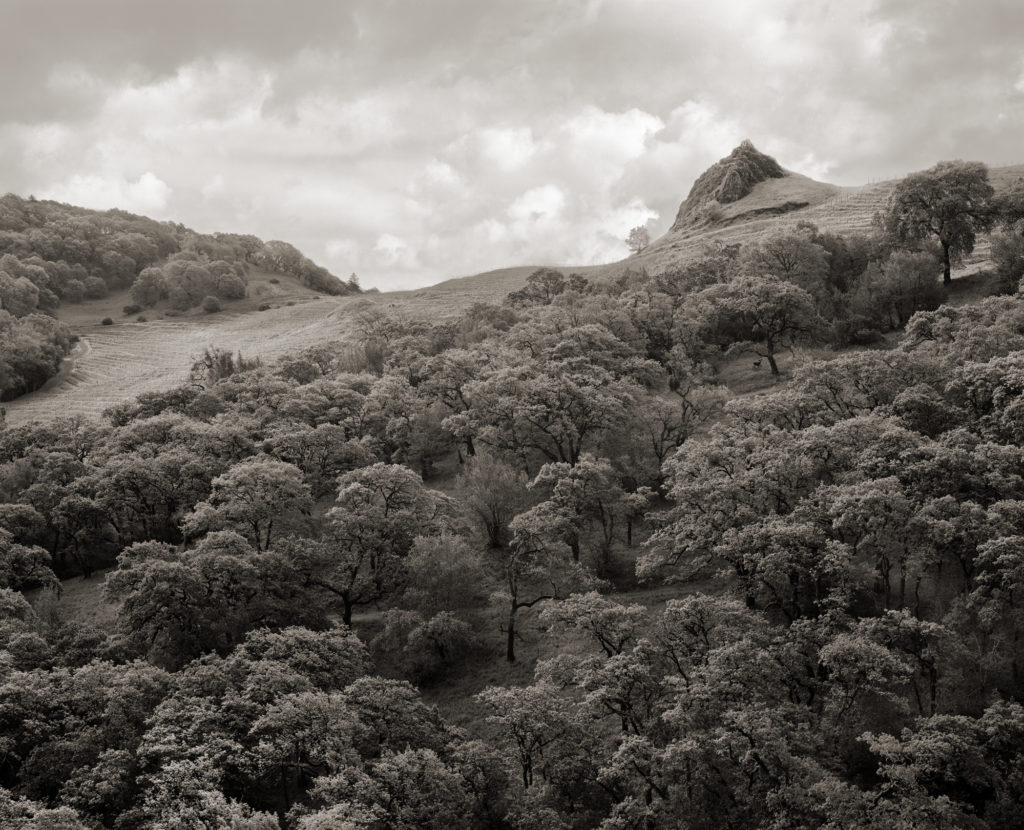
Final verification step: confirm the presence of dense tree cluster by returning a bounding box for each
[0,195,356,305]
[2,162,1024,827]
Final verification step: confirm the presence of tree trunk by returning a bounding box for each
[766,352,780,376]
[507,606,517,662]
[942,240,952,284]
[342,597,354,627]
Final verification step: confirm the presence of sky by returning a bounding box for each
[2,0,1023,290]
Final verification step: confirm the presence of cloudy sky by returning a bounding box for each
[3,0,1023,290]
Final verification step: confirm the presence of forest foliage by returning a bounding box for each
[2,163,1024,827]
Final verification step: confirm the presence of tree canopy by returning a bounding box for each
[882,160,996,283]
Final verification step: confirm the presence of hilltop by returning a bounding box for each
[671,139,793,230]
[417,144,1024,300]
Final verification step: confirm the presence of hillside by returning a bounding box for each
[1,287,363,426]
[6,200,1024,827]
[0,193,359,414]
[6,145,1024,829]
[5,148,1022,424]
[412,147,1024,301]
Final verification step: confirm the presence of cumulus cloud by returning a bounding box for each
[42,171,172,215]
[201,174,226,200]
[3,0,1024,289]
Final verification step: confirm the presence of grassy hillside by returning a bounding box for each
[6,158,1022,425]
[3,278,365,425]
[412,162,1024,302]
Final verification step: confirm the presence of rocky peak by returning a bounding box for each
[671,140,786,230]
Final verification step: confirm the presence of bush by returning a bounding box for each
[214,272,247,300]
[63,279,85,303]
[992,231,1024,293]
[123,304,143,315]
[100,317,113,326]
[84,276,108,300]
[201,295,222,314]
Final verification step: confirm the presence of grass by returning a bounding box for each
[714,171,840,222]
[3,276,372,425]
[28,569,120,631]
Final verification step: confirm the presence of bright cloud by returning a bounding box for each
[42,171,172,215]
[3,0,1024,289]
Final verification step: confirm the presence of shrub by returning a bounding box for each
[215,272,247,300]
[992,231,1024,293]
[100,317,113,326]
[63,279,85,303]
[123,304,143,315]
[201,295,222,314]
[84,276,108,300]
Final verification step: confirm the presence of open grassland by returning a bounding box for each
[28,570,119,632]
[4,293,364,425]
[391,264,603,306]
[2,272,510,426]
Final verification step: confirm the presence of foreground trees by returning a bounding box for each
[457,363,639,467]
[183,458,312,551]
[7,168,1024,827]
[280,464,458,626]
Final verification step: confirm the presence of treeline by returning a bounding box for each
[0,193,358,304]
[0,253,74,400]
[1,162,1024,827]
[0,193,358,401]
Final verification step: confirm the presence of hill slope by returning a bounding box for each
[1,290,367,426]
[416,146,1024,300]
[5,149,1023,424]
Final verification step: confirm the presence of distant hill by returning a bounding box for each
[413,144,1024,301]
[0,193,356,308]
[393,264,601,305]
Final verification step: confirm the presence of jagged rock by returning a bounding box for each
[672,140,786,231]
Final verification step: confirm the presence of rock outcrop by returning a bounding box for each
[671,140,786,231]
